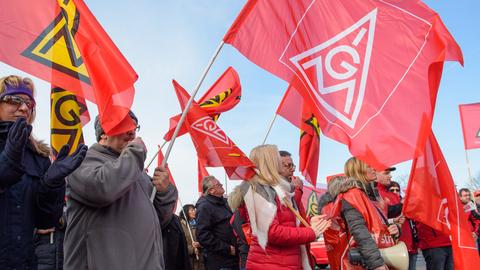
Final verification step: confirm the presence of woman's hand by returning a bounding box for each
[311,215,332,237]
[387,224,399,237]
[192,241,201,249]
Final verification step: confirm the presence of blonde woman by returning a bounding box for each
[229,144,330,270]
[335,157,400,270]
[0,75,87,268]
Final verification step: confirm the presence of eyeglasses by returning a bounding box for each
[283,163,295,169]
[389,188,400,193]
[1,95,35,110]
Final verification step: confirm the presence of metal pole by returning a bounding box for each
[162,41,225,165]
[151,41,225,202]
[145,141,168,170]
[465,150,474,182]
[261,113,278,145]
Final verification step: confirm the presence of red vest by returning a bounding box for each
[324,188,395,269]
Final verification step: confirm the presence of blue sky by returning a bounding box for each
[1,0,479,205]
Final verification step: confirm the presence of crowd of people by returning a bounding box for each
[1,74,480,270]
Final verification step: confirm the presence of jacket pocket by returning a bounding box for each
[86,228,136,270]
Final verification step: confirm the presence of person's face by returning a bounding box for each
[208,178,225,197]
[365,164,377,182]
[188,207,196,220]
[388,186,400,195]
[459,191,471,204]
[475,195,480,205]
[280,155,295,179]
[101,127,137,153]
[0,94,34,123]
[376,170,392,186]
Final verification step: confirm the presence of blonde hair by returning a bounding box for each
[0,75,36,124]
[344,157,371,184]
[249,144,282,186]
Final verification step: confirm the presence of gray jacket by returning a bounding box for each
[64,142,178,270]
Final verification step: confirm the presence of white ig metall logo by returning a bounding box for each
[290,9,377,129]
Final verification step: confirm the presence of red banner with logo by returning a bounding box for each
[172,80,255,180]
[164,67,241,141]
[0,0,137,134]
[403,130,480,269]
[459,103,480,150]
[225,0,463,170]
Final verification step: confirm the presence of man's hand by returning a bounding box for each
[152,165,170,192]
[229,245,236,256]
[388,224,399,237]
[291,176,303,190]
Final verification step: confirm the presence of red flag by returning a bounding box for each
[459,103,480,150]
[403,130,480,269]
[172,80,255,180]
[157,145,175,186]
[197,159,209,193]
[225,0,463,170]
[277,86,320,186]
[164,67,241,141]
[0,0,137,135]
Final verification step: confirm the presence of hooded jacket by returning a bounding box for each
[319,177,393,270]
[0,121,64,269]
[228,176,316,270]
[64,142,178,270]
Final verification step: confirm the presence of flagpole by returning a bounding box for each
[224,172,228,194]
[145,141,168,170]
[162,41,225,165]
[150,41,225,202]
[261,113,278,144]
[465,149,473,183]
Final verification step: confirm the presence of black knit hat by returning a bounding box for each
[95,111,138,142]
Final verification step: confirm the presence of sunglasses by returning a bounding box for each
[389,188,400,193]
[1,95,35,110]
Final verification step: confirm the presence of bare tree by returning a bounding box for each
[466,171,480,191]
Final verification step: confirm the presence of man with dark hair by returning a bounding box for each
[279,150,303,188]
[64,112,178,270]
[196,176,238,270]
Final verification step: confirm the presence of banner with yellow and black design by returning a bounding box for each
[50,87,90,156]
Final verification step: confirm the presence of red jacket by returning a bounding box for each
[417,223,451,250]
[244,195,316,270]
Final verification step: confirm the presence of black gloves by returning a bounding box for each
[5,117,32,164]
[43,144,88,188]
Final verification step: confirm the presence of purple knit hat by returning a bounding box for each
[0,82,35,102]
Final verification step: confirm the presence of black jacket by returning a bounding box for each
[195,195,238,270]
[0,121,65,269]
[162,215,192,270]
